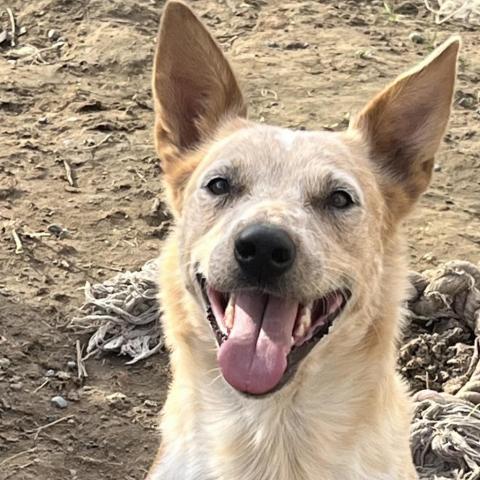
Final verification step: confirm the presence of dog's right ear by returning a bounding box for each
[153,1,246,174]
[350,37,459,221]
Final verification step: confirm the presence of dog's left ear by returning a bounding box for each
[350,37,460,219]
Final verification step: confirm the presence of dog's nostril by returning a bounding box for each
[236,240,256,261]
[271,247,291,266]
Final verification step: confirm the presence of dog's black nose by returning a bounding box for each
[234,224,296,282]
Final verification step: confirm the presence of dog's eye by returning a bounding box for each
[327,190,354,210]
[207,177,230,196]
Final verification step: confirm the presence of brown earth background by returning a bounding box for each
[1,0,479,479]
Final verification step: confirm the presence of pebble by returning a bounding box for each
[45,369,56,377]
[51,395,68,409]
[67,360,76,370]
[10,382,23,391]
[395,2,419,15]
[66,390,79,402]
[422,252,437,263]
[285,41,309,50]
[47,224,69,239]
[56,371,71,380]
[409,32,425,44]
[47,29,60,41]
[106,392,128,407]
[0,358,11,369]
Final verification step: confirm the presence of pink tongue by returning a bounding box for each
[218,292,299,395]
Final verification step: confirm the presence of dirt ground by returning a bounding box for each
[1,0,479,478]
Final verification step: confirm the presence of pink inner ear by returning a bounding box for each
[172,75,205,149]
[352,39,458,212]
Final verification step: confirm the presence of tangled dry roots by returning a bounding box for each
[71,260,480,478]
[406,261,480,479]
[424,0,480,25]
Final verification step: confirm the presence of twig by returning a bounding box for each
[79,262,124,273]
[63,159,75,187]
[6,8,16,47]
[4,460,38,479]
[81,348,99,362]
[11,229,23,254]
[27,414,74,441]
[75,455,122,466]
[134,169,147,183]
[33,379,49,393]
[260,88,278,100]
[76,339,88,378]
[23,231,51,239]
[0,447,37,467]
[84,133,113,150]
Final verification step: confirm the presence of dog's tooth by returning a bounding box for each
[224,294,235,330]
[294,306,311,341]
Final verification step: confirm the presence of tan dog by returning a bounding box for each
[147,2,459,479]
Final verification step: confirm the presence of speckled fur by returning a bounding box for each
[146,2,459,479]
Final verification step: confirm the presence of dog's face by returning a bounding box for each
[180,126,383,395]
[153,1,459,396]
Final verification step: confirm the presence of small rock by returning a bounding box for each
[348,16,367,27]
[45,369,56,377]
[285,41,309,50]
[47,29,60,41]
[457,92,477,110]
[48,224,68,238]
[409,32,425,44]
[67,360,76,370]
[51,395,68,409]
[106,392,128,407]
[433,164,442,172]
[395,2,418,15]
[56,371,71,381]
[422,252,437,263]
[0,358,11,369]
[10,382,23,391]
[66,390,80,402]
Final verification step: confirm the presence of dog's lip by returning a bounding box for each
[195,272,351,396]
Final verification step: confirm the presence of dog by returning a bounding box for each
[146,2,459,479]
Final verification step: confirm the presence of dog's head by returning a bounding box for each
[153,1,459,396]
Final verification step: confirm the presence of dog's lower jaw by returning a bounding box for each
[151,235,418,480]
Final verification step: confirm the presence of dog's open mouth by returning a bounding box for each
[196,274,350,396]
